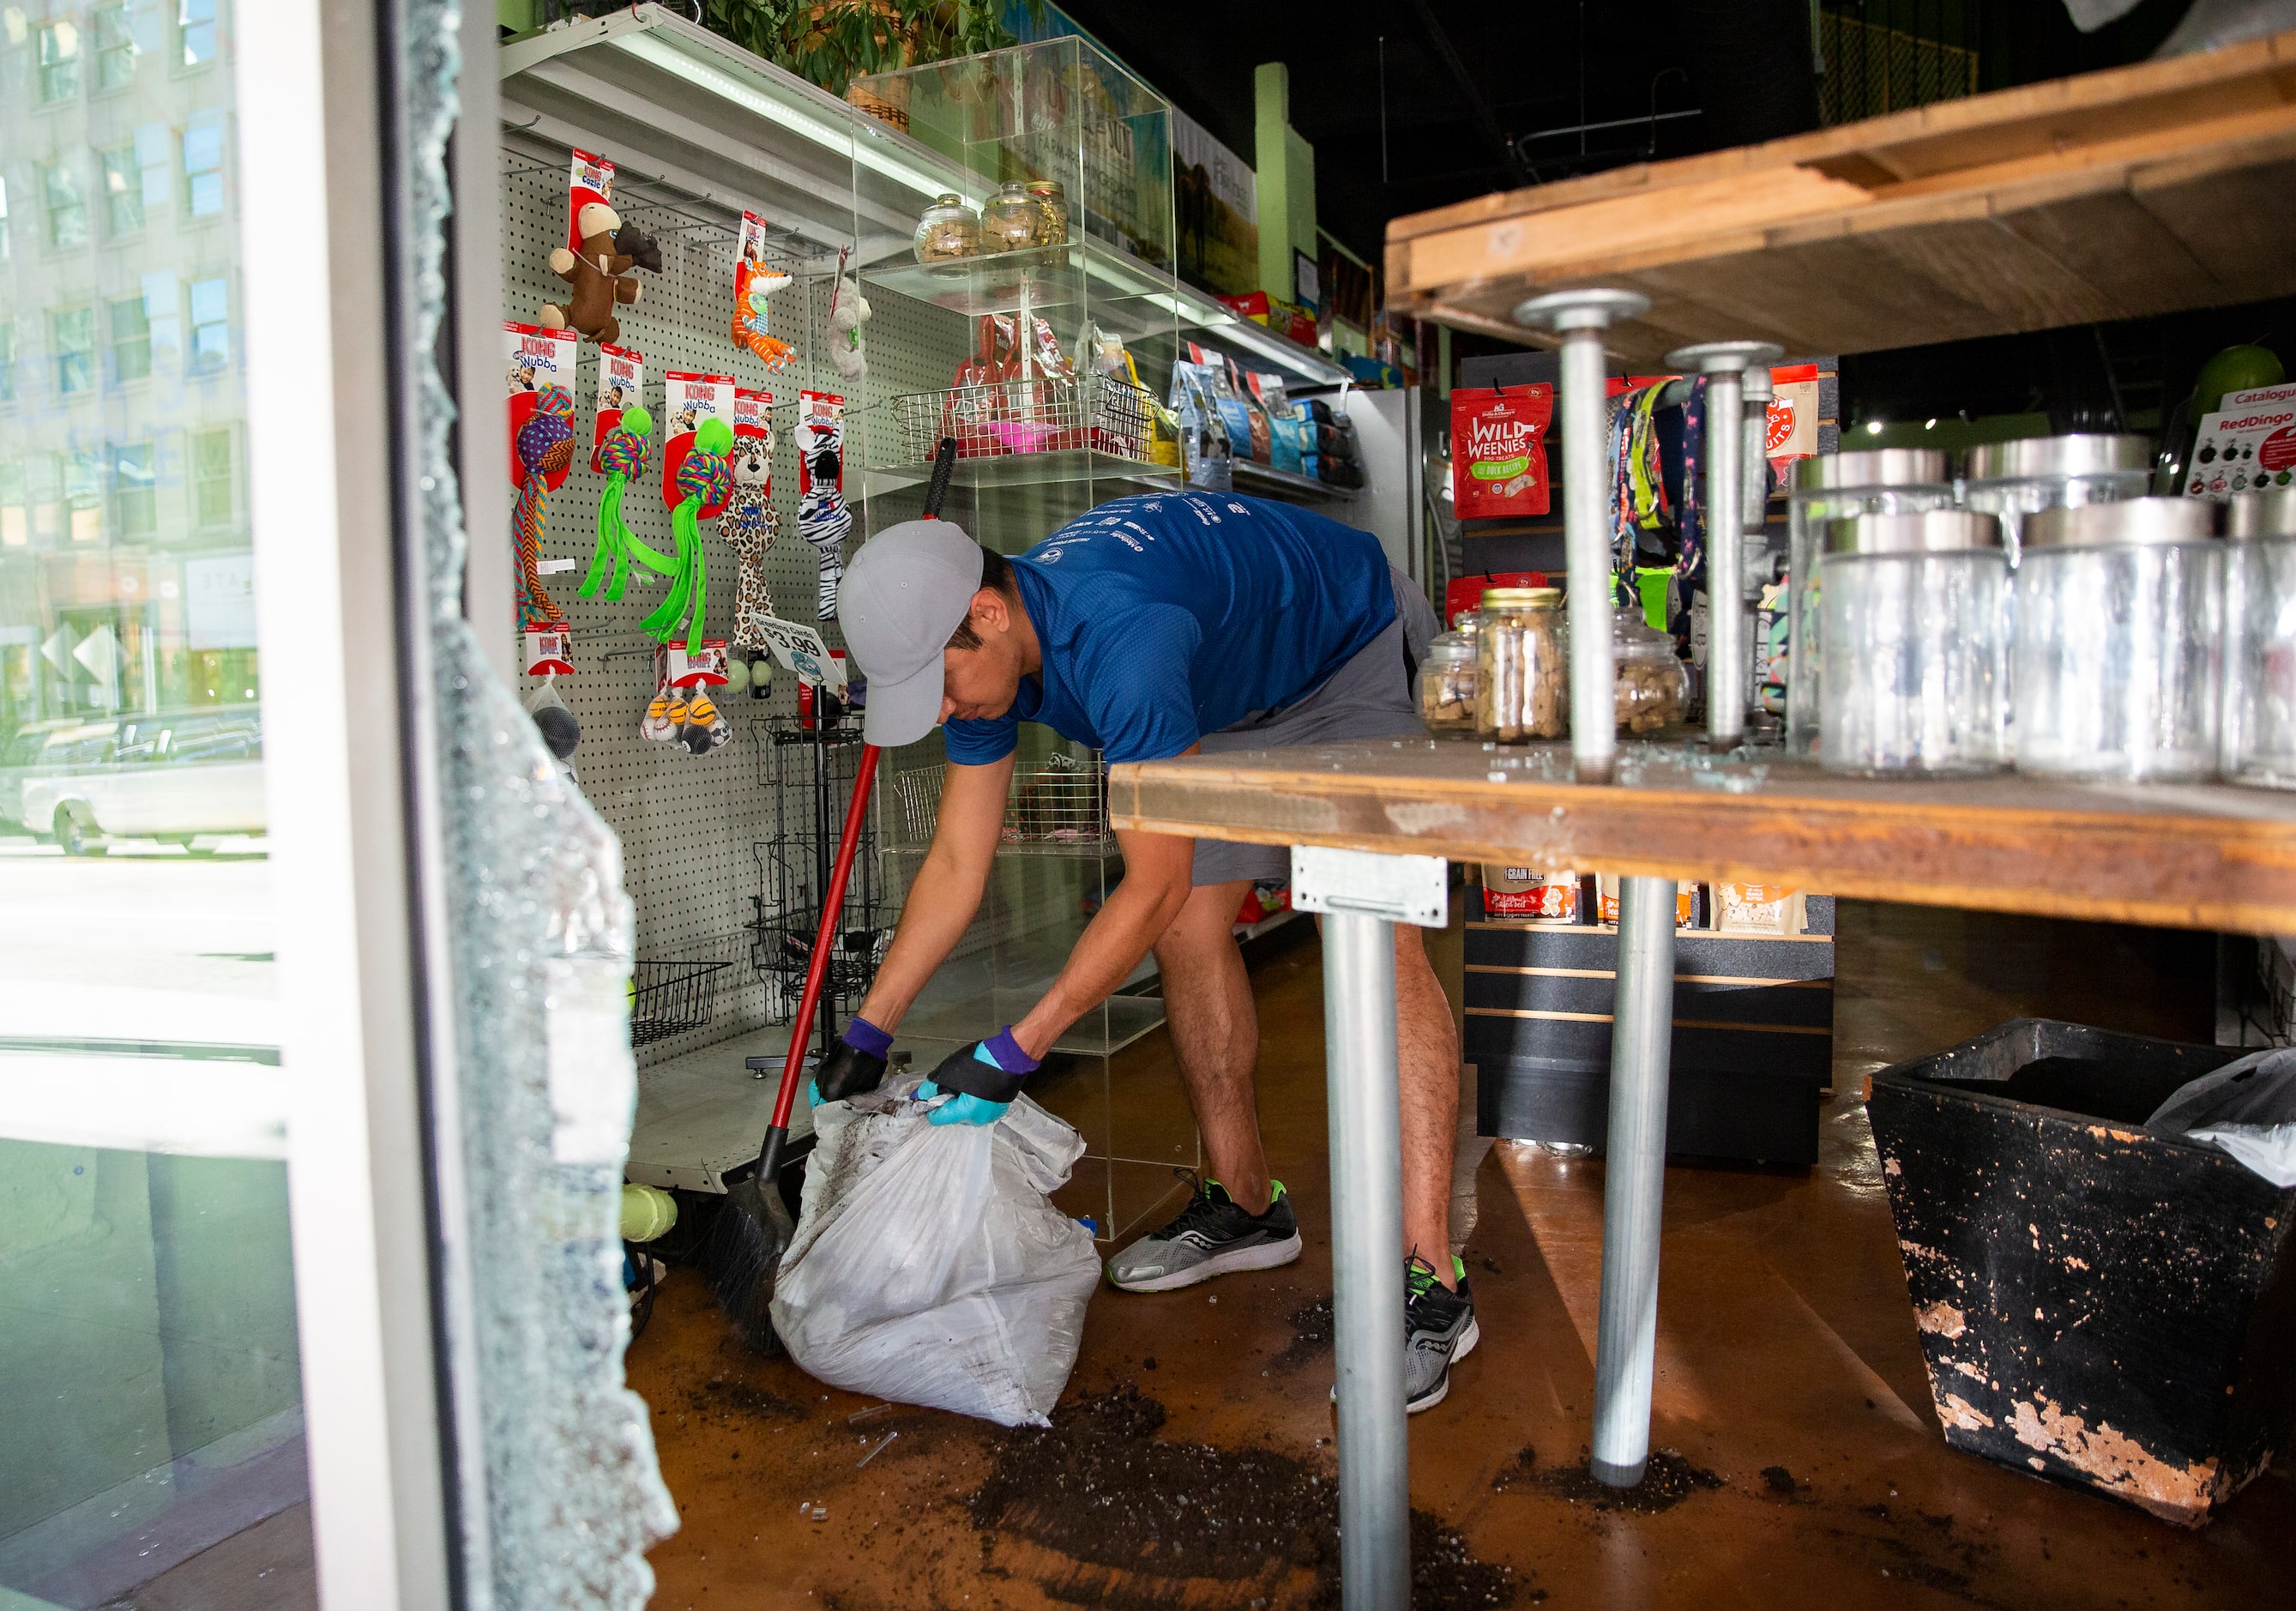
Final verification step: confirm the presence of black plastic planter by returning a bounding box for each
[1868,1018,2296,1527]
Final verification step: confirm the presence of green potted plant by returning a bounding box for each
[701,0,1021,125]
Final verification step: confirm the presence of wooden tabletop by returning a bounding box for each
[1383,30,2296,364]
[1108,738,2296,933]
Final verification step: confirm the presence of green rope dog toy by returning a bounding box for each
[580,406,673,602]
[644,415,732,648]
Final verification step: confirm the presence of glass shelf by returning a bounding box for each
[1232,459,1358,503]
[864,236,1190,342]
[862,447,1179,495]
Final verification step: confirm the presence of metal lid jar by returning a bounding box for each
[1817,510,2009,776]
[1786,450,1953,758]
[981,180,1042,252]
[2012,497,2223,782]
[1422,629,1479,733]
[1962,434,2154,564]
[1476,588,1565,742]
[2221,488,2296,787]
[913,192,980,263]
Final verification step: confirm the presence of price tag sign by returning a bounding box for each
[752,614,847,688]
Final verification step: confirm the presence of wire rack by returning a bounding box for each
[878,373,1157,465]
[891,752,1114,855]
[745,718,889,1026]
[630,960,732,1047]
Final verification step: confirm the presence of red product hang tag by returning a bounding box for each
[568,149,614,251]
[591,344,643,467]
[732,386,774,441]
[1451,385,1555,520]
[666,638,728,687]
[797,390,846,498]
[504,322,580,490]
[524,624,575,678]
[662,371,737,514]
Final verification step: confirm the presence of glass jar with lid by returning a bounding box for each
[1025,178,1069,246]
[2013,497,2223,782]
[1422,628,1479,732]
[913,193,980,263]
[1476,588,1565,742]
[981,180,1042,252]
[1817,510,2009,775]
[1787,450,1954,757]
[2221,489,2296,787]
[1614,608,1689,734]
[1962,434,2154,564]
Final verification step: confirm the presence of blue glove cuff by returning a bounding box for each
[842,1016,894,1059]
[980,1026,1040,1074]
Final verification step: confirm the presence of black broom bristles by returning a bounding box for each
[705,1170,794,1355]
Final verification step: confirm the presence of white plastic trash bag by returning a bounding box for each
[768,1074,1102,1427]
[2145,1047,2296,1187]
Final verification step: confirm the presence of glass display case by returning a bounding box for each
[849,39,1194,1246]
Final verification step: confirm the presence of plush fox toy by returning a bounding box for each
[541,202,641,346]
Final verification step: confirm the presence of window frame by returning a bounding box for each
[101,143,146,238]
[37,16,82,102]
[187,274,229,372]
[43,160,89,250]
[51,305,98,395]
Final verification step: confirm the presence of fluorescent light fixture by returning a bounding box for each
[613,30,976,207]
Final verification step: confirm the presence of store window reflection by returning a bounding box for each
[1,0,310,1602]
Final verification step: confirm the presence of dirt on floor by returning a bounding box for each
[632,914,2296,1611]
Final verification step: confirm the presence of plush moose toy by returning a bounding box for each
[540,202,641,346]
[614,218,665,275]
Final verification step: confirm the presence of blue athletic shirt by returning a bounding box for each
[942,492,1395,767]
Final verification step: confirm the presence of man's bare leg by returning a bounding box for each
[1395,921,1462,1288]
[1150,878,1271,1213]
[1154,884,1461,1285]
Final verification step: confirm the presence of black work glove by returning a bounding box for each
[812,1017,890,1104]
[922,1028,1038,1106]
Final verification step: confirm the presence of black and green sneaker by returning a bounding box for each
[1403,1255,1479,1413]
[1326,1255,1480,1413]
[1104,1175,1302,1293]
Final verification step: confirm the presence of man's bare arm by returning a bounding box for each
[1009,749,1203,1060]
[855,753,1012,1031]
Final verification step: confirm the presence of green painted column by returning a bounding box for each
[1254,62,1317,305]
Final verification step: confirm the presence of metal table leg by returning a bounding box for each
[1590,873,1678,1487]
[1322,908,1409,1611]
[1291,845,1447,1611]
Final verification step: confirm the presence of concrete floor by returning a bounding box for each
[629,905,2296,1610]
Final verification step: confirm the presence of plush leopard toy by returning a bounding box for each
[724,428,780,654]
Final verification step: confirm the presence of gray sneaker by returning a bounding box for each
[1404,1255,1479,1413]
[1106,1176,1302,1293]
[1324,1257,1481,1413]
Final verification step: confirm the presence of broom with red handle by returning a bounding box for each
[708,437,959,1353]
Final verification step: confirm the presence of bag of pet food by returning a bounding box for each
[1452,384,1555,520]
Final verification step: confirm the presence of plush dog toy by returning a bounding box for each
[541,202,640,346]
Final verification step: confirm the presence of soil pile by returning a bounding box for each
[970,1385,1516,1608]
[1492,1445,1724,1515]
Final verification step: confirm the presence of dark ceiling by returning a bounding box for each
[1052,0,2200,271]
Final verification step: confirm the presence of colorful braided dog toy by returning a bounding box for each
[514,385,577,630]
[579,406,675,602]
[644,416,732,649]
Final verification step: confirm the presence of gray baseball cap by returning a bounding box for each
[839,518,984,747]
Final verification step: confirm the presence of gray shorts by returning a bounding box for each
[1190,565,1440,887]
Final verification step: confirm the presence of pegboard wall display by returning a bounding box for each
[500,148,847,1065]
[497,144,1149,1069]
